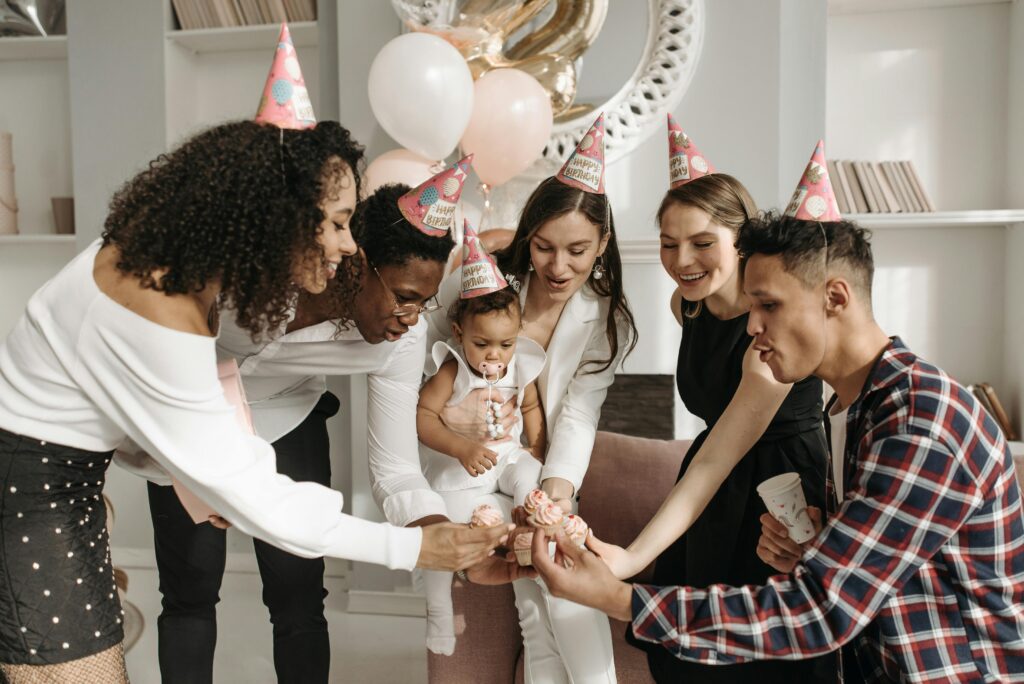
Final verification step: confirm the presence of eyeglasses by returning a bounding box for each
[373,266,442,318]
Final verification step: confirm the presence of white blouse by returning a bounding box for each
[0,240,421,570]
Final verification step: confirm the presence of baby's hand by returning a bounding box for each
[457,444,499,477]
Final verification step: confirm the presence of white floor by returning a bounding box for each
[123,568,428,683]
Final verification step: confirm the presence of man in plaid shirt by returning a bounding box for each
[532,213,1024,682]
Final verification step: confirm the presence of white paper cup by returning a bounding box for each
[757,472,816,543]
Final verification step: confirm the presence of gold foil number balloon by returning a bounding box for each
[392,0,608,118]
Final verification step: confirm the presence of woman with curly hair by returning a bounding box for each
[0,121,512,682]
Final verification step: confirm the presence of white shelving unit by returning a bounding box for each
[166,20,316,53]
[849,210,1024,229]
[0,234,75,245]
[0,35,67,61]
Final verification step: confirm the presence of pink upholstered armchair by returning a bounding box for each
[427,431,689,684]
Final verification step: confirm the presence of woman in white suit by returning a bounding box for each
[424,171,638,683]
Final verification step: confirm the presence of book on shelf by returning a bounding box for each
[827,160,850,215]
[839,161,869,214]
[172,0,316,29]
[969,383,1019,441]
[826,159,935,214]
[871,162,901,214]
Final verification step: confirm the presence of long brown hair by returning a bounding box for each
[495,176,637,373]
[657,173,758,318]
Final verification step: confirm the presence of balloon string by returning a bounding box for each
[479,182,492,231]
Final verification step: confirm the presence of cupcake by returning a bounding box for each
[523,488,550,516]
[562,514,589,547]
[513,531,534,566]
[528,502,565,535]
[469,504,504,528]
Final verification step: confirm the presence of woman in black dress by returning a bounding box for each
[595,170,832,682]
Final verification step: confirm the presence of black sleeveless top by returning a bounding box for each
[635,303,835,683]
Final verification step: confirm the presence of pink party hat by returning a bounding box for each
[254,24,316,129]
[667,114,715,188]
[784,140,842,221]
[460,219,508,299]
[555,112,606,194]
[398,154,473,237]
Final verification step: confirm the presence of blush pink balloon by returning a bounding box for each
[460,68,553,187]
[363,148,438,197]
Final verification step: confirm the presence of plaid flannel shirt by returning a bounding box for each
[631,338,1024,682]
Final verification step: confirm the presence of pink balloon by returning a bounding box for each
[460,68,553,187]
[363,149,437,197]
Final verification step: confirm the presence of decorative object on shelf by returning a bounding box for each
[829,159,935,214]
[51,196,73,234]
[171,0,315,30]
[368,31,475,163]
[0,131,17,235]
[0,0,64,36]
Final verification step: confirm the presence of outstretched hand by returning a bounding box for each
[531,530,633,622]
[417,522,514,571]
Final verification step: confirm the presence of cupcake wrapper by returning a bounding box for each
[514,547,532,566]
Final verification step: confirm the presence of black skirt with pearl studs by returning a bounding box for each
[0,427,124,665]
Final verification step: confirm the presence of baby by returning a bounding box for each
[416,222,546,655]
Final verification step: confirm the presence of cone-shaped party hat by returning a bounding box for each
[783,140,842,222]
[555,113,606,194]
[254,24,316,129]
[667,114,715,188]
[460,219,508,298]
[398,154,474,237]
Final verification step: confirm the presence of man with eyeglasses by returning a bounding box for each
[139,183,529,684]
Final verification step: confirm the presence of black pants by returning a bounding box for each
[148,392,340,684]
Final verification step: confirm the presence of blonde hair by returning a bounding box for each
[656,173,758,319]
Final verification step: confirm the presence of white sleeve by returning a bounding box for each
[365,329,448,526]
[74,306,421,570]
[540,314,625,491]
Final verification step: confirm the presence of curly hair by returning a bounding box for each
[102,120,365,339]
[495,176,637,374]
[736,210,875,303]
[449,288,521,327]
[350,183,455,268]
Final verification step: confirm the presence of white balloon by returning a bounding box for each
[368,33,475,162]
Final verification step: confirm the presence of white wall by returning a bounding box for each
[827,3,1011,210]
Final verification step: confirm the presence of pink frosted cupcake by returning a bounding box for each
[522,488,550,516]
[469,504,504,528]
[528,502,565,535]
[562,514,589,547]
[513,531,534,566]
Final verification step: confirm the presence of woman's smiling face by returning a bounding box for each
[528,210,608,302]
[658,202,740,303]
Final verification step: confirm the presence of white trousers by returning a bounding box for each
[421,455,616,682]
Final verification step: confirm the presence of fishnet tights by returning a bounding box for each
[0,644,128,683]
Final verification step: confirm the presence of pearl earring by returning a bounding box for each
[528,262,535,272]
[592,257,605,280]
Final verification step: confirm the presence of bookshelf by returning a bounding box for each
[0,234,76,246]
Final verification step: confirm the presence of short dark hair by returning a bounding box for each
[736,211,875,300]
[449,288,521,327]
[351,183,454,268]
